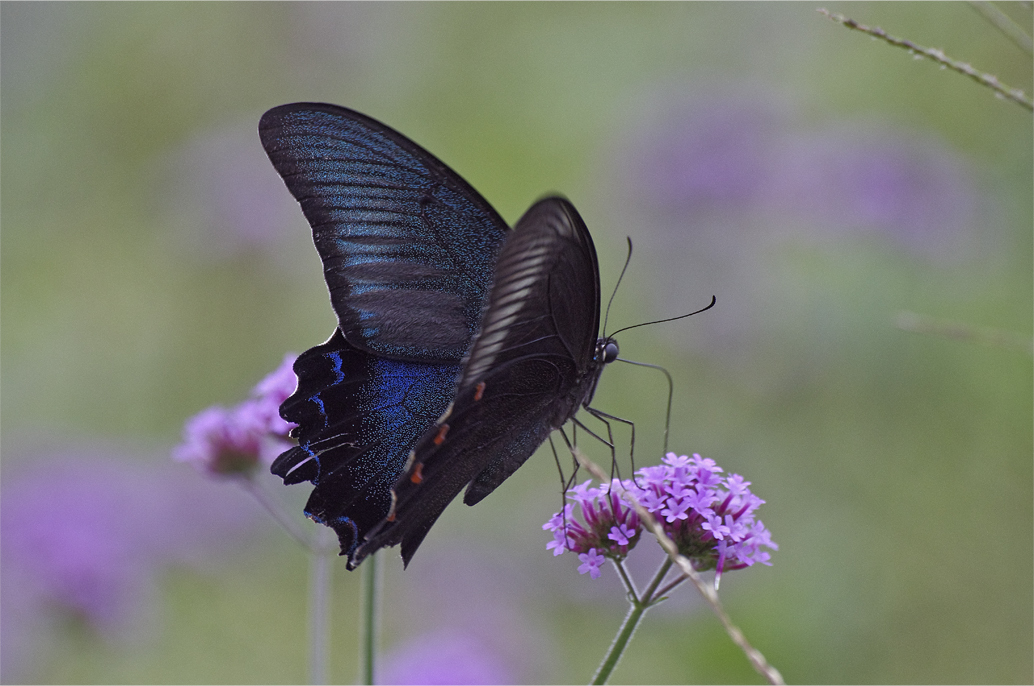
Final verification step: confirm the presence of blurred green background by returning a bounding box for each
[2,2,1031,684]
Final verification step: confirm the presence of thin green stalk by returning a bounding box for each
[653,571,690,599]
[969,1,1033,55]
[818,8,1034,111]
[308,527,334,685]
[237,473,333,682]
[592,557,674,684]
[612,556,640,600]
[239,475,312,548]
[896,310,1034,355]
[358,551,380,686]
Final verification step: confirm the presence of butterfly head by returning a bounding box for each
[596,337,619,365]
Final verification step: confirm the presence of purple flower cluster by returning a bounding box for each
[543,479,643,580]
[544,453,777,580]
[1,449,262,681]
[173,353,298,477]
[631,96,978,261]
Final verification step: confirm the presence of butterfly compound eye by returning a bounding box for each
[601,339,619,364]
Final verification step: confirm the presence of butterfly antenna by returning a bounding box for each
[606,295,713,457]
[602,237,634,337]
[615,358,674,455]
[609,295,716,339]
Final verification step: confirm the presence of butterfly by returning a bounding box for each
[260,103,617,569]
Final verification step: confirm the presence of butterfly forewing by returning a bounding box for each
[259,103,509,363]
[459,197,601,399]
[354,198,605,567]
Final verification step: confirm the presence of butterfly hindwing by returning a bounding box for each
[354,198,606,567]
[271,331,461,557]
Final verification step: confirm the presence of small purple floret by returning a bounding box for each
[577,549,606,579]
[608,523,636,546]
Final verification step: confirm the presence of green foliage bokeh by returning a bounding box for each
[2,2,1031,684]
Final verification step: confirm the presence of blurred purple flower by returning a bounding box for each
[629,95,978,260]
[253,353,299,409]
[635,97,780,213]
[173,353,297,476]
[770,125,978,257]
[0,447,262,681]
[161,125,300,259]
[383,544,553,683]
[546,453,777,584]
[380,630,514,685]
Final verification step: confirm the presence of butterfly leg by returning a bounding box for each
[550,433,580,495]
[554,427,582,491]
[585,407,640,487]
[569,416,618,479]
[548,434,580,533]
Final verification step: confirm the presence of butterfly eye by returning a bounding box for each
[601,339,619,364]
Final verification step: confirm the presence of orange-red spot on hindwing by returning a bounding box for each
[433,423,450,446]
[474,381,486,401]
[410,462,424,484]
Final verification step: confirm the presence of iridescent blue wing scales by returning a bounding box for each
[272,331,460,557]
[261,104,510,561]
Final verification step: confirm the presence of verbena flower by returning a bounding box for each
[545,452,777,581]
[380,630,515,685]
[632,96,977,260]
[577,549,607,579]
[543,480,642,567]
[173,353,298,476]
[164,126,299,260]
[1,449,260,680]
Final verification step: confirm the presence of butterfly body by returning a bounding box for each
[261,103,614,568]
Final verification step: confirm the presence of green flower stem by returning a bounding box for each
[358,551,380,686]
[239,474,312,548]
[612,556,641,599]
[653,572,690,599]
[238,474,336,684]
[592,557,674,685]
[308,527,334,685]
